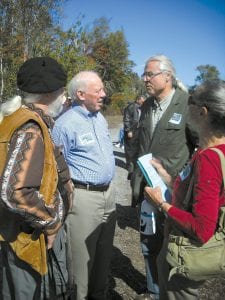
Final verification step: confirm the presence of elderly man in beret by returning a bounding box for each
[0,57,74,299]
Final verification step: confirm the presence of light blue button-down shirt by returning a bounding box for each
[52,104,115,185]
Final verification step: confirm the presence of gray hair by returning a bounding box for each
[68,71,100,101]
[145,55,188,92]
[23,93,42,104]
[191,80,225,133]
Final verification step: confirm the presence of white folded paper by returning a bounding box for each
[137,153,171,202]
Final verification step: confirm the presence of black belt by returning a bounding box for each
[72,180,109,192]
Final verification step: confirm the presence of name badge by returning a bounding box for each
[179,164,191,181]
[79,133,95,145]
[169,113,182,125]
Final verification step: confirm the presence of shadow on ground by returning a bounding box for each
[113,150,126,159]
[115,158,127,169]
[114,150,127,170]
[108,246,146,299]
[116,204,139,231]
[107,204,145,299]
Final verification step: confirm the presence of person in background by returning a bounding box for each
[114,127,125,149]
[131,55,197,300]
[52,71,116,300]
[144,80,225,299]
[123,95,146,179]
[62,96,73,114]
[0,57,74,299]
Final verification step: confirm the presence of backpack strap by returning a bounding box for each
[182,156,197,210]
[209,147,225,232]
[183,174,195,210]
[183,147,225,210]
[210,147,225,187]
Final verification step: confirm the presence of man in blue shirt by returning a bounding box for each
[52,71,116,300]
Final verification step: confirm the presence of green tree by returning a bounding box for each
[195,64,220,84]
[1,7,140,113]
[0,0,23,99]
[87,17,135,96]
[35,21,97,81]
[189,64,220,93]
[0,0,64,101]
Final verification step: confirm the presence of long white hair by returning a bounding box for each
[0,90,64,123]
[0,96,22,124]
[145,55,188,93]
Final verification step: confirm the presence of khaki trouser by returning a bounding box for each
[66,183,116,300]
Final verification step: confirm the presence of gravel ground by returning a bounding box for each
[106,115,225,300]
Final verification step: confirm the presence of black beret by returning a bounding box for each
[17,57,67,93]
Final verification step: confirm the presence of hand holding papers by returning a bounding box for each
[137,153,171,202]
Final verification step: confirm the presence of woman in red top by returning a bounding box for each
[144,80,225,300]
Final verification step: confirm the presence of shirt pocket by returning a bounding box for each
[158,123,184,145]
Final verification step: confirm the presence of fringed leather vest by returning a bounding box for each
[0,107,58,275]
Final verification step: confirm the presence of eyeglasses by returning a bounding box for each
[141,71,164,80]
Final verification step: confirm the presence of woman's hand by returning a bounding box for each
[144,186,164,207]
[144,186,172,213]
[151,158,173,187]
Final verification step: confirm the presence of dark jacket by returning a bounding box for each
[123,102,141,132]
[131,88,197,207]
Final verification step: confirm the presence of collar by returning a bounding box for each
[72,103,98,118]
[25,103,55,129]
[154,88,175,111]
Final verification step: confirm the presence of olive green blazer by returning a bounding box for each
[131,88,197,206]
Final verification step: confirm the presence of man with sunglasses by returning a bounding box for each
[132,55,197,300]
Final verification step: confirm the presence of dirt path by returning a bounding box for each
[107,116,146,299]
[107,116,225,300]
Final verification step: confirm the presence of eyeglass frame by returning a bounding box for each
[141,70,165,80]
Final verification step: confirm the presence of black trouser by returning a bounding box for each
[0,228,71,300]
[124,129,139,172]
[0,242,42,300]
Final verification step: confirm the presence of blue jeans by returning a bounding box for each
[118,127,124,145]
[140,229,163,299]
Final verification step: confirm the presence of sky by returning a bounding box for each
[62,0,225,87]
